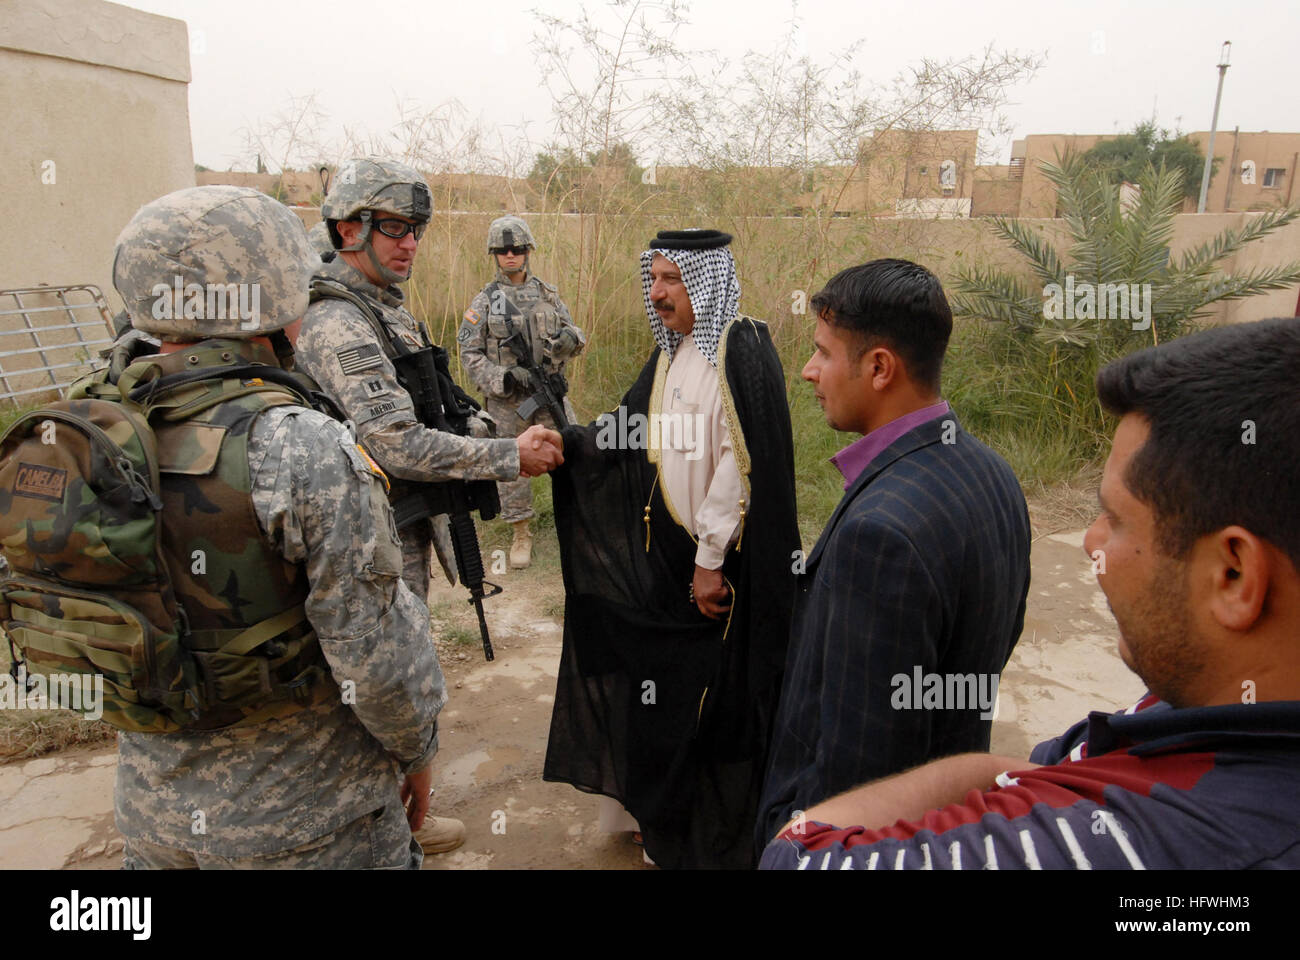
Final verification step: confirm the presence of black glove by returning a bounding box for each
[544,328,580,362]
[503,366,533,394]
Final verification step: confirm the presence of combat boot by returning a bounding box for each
[510,520,533,569]
[414,815,466,855]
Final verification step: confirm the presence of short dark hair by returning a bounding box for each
[809,258,953,391]
[1096,317,1300,571]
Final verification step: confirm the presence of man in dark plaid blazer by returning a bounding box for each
[756,259,1031,848]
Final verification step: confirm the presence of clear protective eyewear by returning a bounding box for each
[373,217,427,241]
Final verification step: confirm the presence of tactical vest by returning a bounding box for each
[310,277,431,361]
[308,278,432,510]
[481,279,564,370]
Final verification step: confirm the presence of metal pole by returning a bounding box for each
[1224,126,1240,212]
[1198,42,1231,214]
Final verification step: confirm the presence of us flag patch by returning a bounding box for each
[336,342,383,375]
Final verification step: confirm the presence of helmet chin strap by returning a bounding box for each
[495,252,530,282]
[341,211,411,286]
[365,239,409,286]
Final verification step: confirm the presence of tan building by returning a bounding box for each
[651,129,980,217]
[196,170,324,207]
[973,134,1106,218]
[1189,129,1300,212]
[830,128,979,216]
[974,131,1300,218]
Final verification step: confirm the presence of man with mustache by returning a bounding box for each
[544,230,800,868]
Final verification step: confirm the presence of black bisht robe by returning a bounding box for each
[544,317,799,868]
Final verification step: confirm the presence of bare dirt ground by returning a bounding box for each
[0,504,1146,871]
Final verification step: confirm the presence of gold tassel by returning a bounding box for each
[734,498,747,551]
[644,504,652,552]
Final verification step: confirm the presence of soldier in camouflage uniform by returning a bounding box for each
[102,185,443,868]
[459,215,586,568]
[294,160,563,854]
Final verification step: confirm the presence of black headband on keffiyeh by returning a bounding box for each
[640,230,740,368]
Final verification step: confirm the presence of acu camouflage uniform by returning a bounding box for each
[295,257,520,601]
[459,272,584,522]
[112,343,444,866]
[103,185,442,868]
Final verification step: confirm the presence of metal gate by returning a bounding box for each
[0,285,115,406]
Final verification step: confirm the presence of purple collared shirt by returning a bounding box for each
[830,400,951,488]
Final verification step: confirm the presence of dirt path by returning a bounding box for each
[0,526,1143,870]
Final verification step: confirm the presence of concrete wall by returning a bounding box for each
[196,170,322,206]
[293,207,1300,350]
[1,0,195,303]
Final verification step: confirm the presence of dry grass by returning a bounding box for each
[0,711,115,764]
[1023,465,1103,540]
[0,642,115,764]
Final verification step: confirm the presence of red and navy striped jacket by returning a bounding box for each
[760,695,1300,869]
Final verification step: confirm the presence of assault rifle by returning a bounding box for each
[498,308,572,429]
[390,344,502,662]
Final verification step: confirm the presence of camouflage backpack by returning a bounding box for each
[0,343,331,733]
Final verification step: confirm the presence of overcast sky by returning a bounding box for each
[125,0,1298,172]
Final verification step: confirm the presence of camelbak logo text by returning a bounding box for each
[14,462,67,501]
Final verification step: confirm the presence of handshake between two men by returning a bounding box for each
[509,424,730,621]
[514,424,564,478]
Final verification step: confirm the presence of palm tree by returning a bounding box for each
[946,153,1300,466]
[952,153,1300,351]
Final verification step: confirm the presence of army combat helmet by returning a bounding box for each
[488,214,536,278]
[113,185,316,341]
[321,157,432,285]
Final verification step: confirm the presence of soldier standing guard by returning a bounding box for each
[458,215,586,569]
[294,160,563,856]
